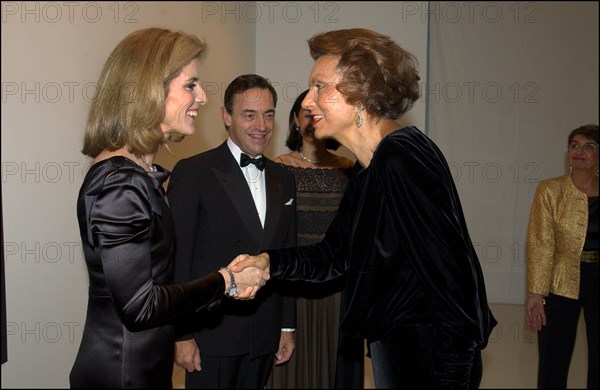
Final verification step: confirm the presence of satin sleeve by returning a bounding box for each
[90,169,225,332]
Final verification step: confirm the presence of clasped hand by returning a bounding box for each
[226,254,270,300]
[230,253,270,274]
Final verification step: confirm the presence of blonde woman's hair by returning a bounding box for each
[82,28,207,158]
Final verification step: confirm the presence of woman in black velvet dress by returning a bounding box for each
[267,90,361,389]
[70,28,268,389]
[233,28,497,388]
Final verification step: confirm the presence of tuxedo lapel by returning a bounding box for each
[212,144,264,244]
[262,160,288,247]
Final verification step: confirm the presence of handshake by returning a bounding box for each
[219,253,271,300]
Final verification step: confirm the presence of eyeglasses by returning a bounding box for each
[568,142,599,152]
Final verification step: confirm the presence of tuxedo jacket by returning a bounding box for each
[167,141,297,358]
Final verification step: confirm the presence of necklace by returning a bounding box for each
[298,148,326,164]
[140,155,158,173]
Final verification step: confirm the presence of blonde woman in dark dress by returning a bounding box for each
[70,28,268,389]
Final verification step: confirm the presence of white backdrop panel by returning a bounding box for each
[427,1,599,304]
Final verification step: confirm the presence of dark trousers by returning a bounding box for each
[538,263,599,389]
[334,333,365,389]
[368,324,482,389]
[184,353,274,389]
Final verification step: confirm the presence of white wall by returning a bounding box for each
[255,1,428,160]
[428,1,599,304]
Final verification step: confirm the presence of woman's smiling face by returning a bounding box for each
[161,58,206,137]
[302,55,356,143]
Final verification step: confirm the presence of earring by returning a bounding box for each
[569,166,572,175]
[296,125,300,132]
[355,105,364,128]
[355,112,363,128]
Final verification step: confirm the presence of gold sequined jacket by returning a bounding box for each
[527,175,588,299]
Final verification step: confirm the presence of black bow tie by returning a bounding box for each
[240,153,266,171]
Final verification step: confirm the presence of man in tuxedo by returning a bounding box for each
[167,74,297,388]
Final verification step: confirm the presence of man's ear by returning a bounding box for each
[221,106,231,127]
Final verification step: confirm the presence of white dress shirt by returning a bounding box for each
[227,138,266,227]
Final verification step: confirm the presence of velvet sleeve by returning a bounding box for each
[266,186,352,282]
[267,128,493,386]
[378,132,485,385]
[378,137,482,336]
[90,169,224,332]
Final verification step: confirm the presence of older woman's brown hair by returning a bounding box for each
[308,28,421,121]
[83,28,207,158]
[568,124,599,144]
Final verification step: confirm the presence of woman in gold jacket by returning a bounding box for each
[526,124,598,389]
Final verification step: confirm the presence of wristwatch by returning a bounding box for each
[221,267,237,297]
